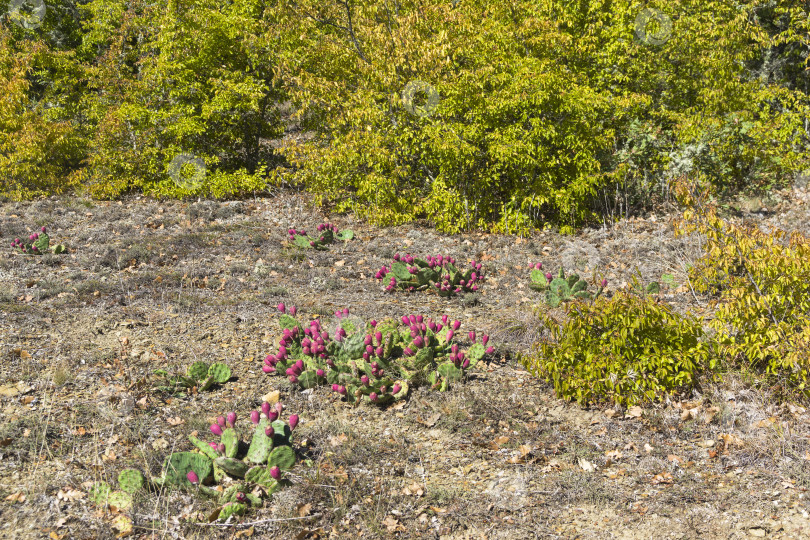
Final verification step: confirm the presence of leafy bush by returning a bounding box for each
[673,178,810,396]
[275,0,810,233]
[522,282,713,406]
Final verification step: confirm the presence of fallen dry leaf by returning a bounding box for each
[753,417,777,429]
[111,514,133,537]
[625,406,643,419]
[296,503,312,517]
[402,481,424,497]
[5,492,25,503]
[382,515,401,532]
[579,458,597,472]
[166,416,185,426]
[57,488,85,502]
[667,454,684,465]
[651,472,673,485]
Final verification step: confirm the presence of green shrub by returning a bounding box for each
[673,178,810,397]
[522,283,713,406]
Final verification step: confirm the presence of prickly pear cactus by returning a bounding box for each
[263,305,495,400]
[530,265,605,307]
[376,253,485,296]
[11,227,66,255]
[207,362,231,383]
[107,491,133,510]
[287,223,353,250]
[267,445,295,470]
[214,457,249,478]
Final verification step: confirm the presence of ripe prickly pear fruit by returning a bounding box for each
[226,412,236,428]
[236,492,246,503]
[545,272,553,282]
[462,358,470,369]
[261,402,271,417]
[289,375,298,383]
[277,303,286,313]
[469,331,476,342]
[446,330,454,342]
[275,402,284,414]
[600,278,608,288]
[392,383,401,395]
[290,305,297,315]
[369,392,378,402]
[332,383,339,392]
[452,320,461,331]
[486,346,494,354]
[265,426,274,437]
[482,334,489,346]
[187,471,199,484]
[270,466,281,480]
[211,424,223,436]
[360,375,369,385]
[217,443,226,453]
[316,369,325,377]
[250,410,260,424]
[289,415,299,430]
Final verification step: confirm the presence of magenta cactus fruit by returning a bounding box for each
[226,412,236,427]
[261,402,271,416]
[600,278,608,288]
[462,358,470,369]
[290,305,297,316]
[316,369,325,377]
[482,334,489,346]
[187,471,199,484]
[452,320,461,331]
[486,346,495,354]
[289,414,299,430]
[332,383,340,392]
[289,375,298,383]
[545,272,553,282]
[270,466,281,480]
[275,402,284,414]
[236,492,246,503]
[217,443,226,453]
[211,423,223,436]
[360,375,369,385]
[265,426,274,437]
[392,383,401,394]
[446,330,454,342]
[277,302,286,313]
[251,410,260,424]
[268,411,279,422]
[369,392,378,402]
[469,331,476,342]
[209,441,218,450]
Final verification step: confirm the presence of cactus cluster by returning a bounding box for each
[528,264,606,308]
[287,223,354,250]
[89,469,147,513]
[152,361,231,394]
[263,304,495,399]
[376,253,485,297]
[10,226,65,255]
[156,403,299,522]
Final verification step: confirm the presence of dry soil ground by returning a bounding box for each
[2,187,810,539]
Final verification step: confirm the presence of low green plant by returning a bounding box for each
[155,405,298,522]
[375,253,485,297]
[521,288,714,406]
[263,304,495,399]
[528,263,605,307]
[152,361,231,394]
[287,223,354,250]
[10,226,66,255]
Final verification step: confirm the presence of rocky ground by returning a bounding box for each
[1,185,810,539]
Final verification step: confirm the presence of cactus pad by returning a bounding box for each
[107,491,133,511]
[187,361,210,382]
[117,469,145,493]
[267,445,295,470]
[218,502,247,522]
[246,419,273,464]
[188,434,219,460]
[90,482,111,505]
[207,362,231,383]
[220,427,239,458]
[245,466,280,490]
[163,451,212,485]
[214,457,249,478]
